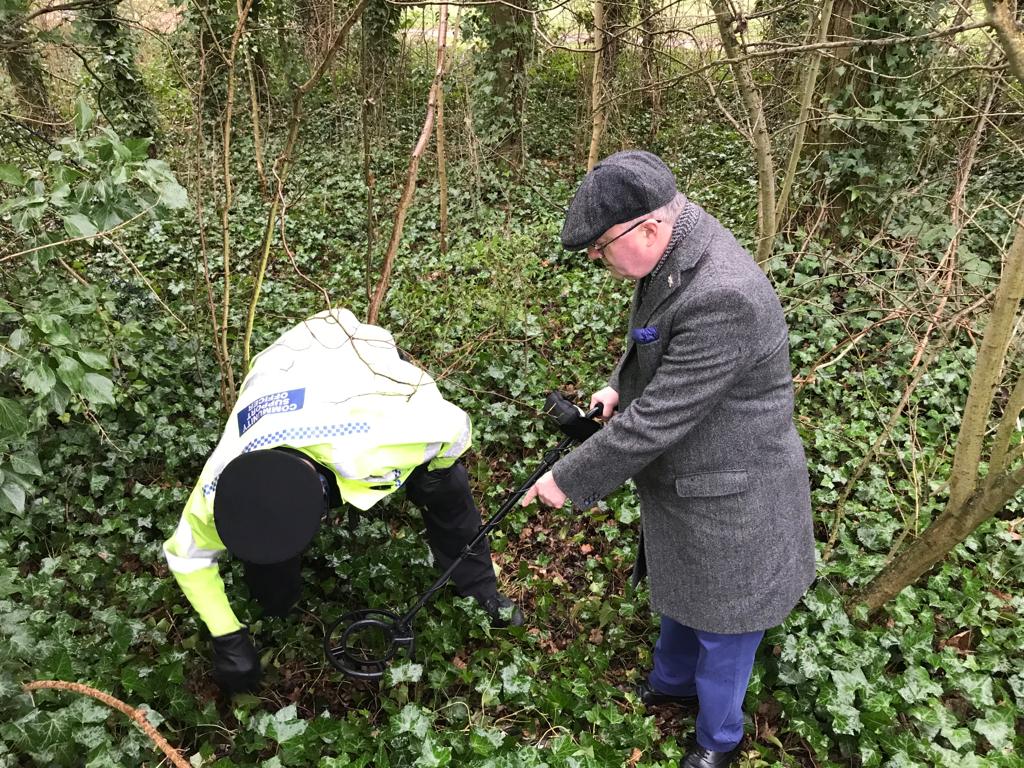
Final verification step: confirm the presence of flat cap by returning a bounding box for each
[560,150,677,251]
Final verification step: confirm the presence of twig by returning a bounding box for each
[367,1,449,324]
[242,0,369,369]
[0,206,155,264]
[22,680,189,768]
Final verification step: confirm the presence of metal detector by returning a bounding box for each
[323,391,601,680]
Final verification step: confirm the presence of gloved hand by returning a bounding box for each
[211,627,261,695]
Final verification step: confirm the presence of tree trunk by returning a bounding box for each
[437,74,449,255]
[854,218,1024,614]
[88,1,159,140]
[586,0,607,171]
[856,436,1024,613]
[774,0,834,231]
[813,0,863,149]
[637,0,661,139]
[482,0,532,162]
[710,0,776,266]
[1,16,57,135]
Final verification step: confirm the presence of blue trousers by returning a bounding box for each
[648,617,764,752]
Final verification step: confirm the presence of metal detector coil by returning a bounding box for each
[325,608,414,680]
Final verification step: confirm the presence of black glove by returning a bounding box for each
[544,391,602,442]
[211,627,261,695]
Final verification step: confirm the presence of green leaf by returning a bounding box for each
[10,452,42,477]
[157,181,188,209]
[123,137,152,161]
[77,349,109,370]
[0,397,29,436]
[973,708,1014,749]
[74,97,95,133]
[0,165,24,186]
[393,704,430,739]
[254,704,308,744]
[386,661,423,685]
[64,213,98,239]
[23,361,57,395]
[0,482,26,517]
[899,666,943,703]
[80,373,116,406]
[57,355,85,390]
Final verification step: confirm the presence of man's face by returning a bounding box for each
[586,218,662,280]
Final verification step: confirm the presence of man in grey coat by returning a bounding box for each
[522,150,815,768]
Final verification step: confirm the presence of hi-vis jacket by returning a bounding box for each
[162,309,472,636]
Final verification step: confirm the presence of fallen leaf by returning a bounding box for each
[941,629,973,654]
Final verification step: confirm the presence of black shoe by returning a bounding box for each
[634,679,698,708]
[680,743,741,768]
[478,593,525,627]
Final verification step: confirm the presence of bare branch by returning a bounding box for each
[367,2,450,324]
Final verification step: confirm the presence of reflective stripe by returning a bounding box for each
[163,517,222,574]
[164,546,217,573]
[441,420,472,458]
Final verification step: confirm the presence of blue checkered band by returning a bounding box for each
[201,421,371,496]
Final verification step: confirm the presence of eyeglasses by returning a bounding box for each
[587,218,662,257]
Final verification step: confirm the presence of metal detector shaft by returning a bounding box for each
[398,411,597,626]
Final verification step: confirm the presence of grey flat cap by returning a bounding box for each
[560,150,677,251]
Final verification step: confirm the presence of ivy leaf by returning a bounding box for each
[157,181,188,209]
[0,397,29,436]
[57,355,85,390]
[80,373,116,406]
[10,452,42,477]
[501,663,531,695]
[386,661,424,685]
[74,97,95,133]
[0,482,26,517]
[899,666,943,703]
[0,165,24,186]
[393,704,430,739]
[63,213,98,239]
[23,361,57,395]
[77,349,109,370]
[255,704,308,744]
[972,708,1014,749]
[415,736,451,768]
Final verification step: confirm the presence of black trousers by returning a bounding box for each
[241,460,497,616]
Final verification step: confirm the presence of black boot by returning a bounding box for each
[634,680,698,708]
[680,743,741,768]
[477,593,525,627]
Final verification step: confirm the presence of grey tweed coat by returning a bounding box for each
[553,203,816,634]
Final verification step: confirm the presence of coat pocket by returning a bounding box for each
[675,470,749,498]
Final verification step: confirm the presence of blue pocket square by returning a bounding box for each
[631,326,660,344]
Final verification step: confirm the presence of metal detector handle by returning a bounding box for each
[399,405,599,624]
[463,403,599,532]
